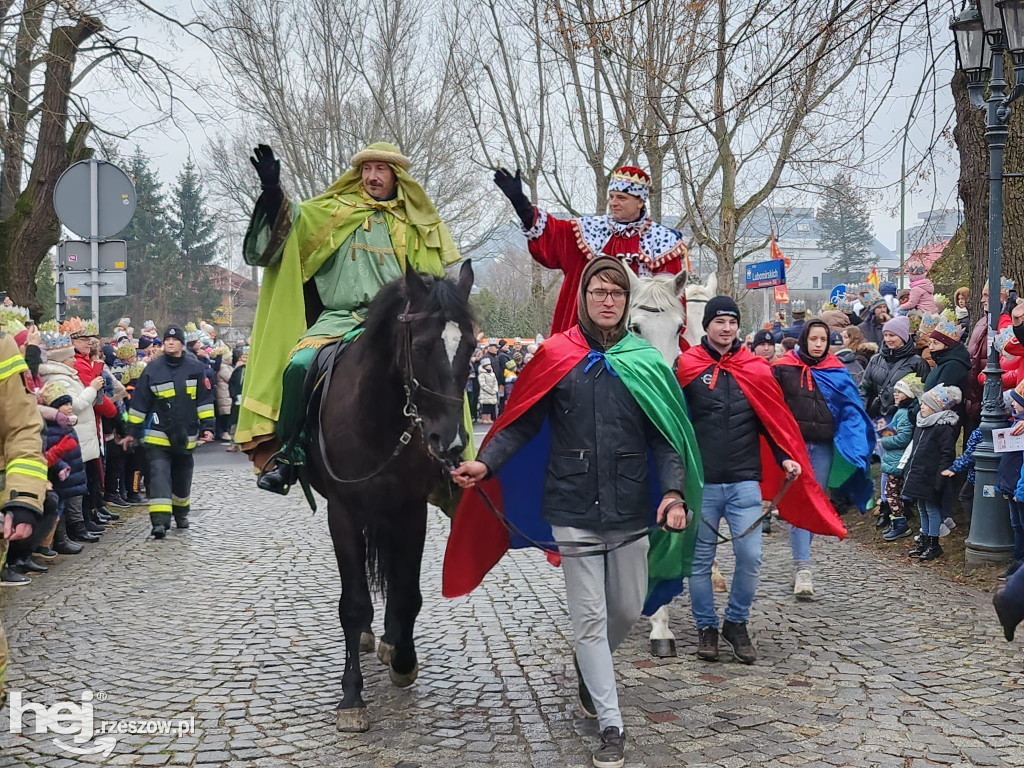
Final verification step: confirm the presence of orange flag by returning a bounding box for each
[770,231,791,269]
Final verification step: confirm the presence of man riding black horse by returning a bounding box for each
[235,141,469,491]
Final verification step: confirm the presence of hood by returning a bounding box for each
[820,309,850,331]
[577,257,630,349]
[910,277,934,291]
[859,342,878,356]
[38,361,80,381]
[835,348,856,362]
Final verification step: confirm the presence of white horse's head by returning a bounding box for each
[683,272,718,348]
[627,271,688,366]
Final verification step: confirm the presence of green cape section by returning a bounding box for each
[604,334,705,593]
[236,166,460,447]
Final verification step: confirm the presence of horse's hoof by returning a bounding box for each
[359,631,375,654]
[377,640,394,667]
[336,706,370,733]
[389,663,419,688]
[650,638,677,658]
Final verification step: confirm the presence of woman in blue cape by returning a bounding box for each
[772,318,874,600]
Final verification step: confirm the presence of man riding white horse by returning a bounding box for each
[493,165,689,335]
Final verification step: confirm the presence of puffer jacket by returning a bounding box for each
[899,277,938,314]
[38,361,102,462]
[860,339,930,419]
[479,331,686,532]
[879,405,914,476]
[902,410,960,503]
[42,418,87,497]
[681,338,787,484]
[772,358,835,444]
[216,358,233,416]
[835,348,865,387]
[477,369,499,405]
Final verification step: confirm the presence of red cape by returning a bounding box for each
[442,328,593,598]
[676,344,846,539]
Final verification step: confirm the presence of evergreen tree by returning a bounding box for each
[168,158,221,320]
[817,174,877,284]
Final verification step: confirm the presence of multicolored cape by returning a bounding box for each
[442,327,704,615]
[773,351,876,511]
[676,344,847,539]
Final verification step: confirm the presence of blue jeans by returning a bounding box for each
[920,499,943,537]
[790,441,834,568]
[691,481,763,629]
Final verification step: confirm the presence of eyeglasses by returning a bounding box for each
[587,289,628,303]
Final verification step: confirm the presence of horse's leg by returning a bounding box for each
[381,505,427,688]
[328,502,373,732]
[360,602,375,654]
[649,605,677,657]
[712,559,728,593]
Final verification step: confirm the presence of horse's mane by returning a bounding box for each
[686,283,715,303]
[362,273,474,346]
[632,274,684,314]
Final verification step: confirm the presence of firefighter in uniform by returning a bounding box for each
[125,325,215,538]
[0,331,48,706]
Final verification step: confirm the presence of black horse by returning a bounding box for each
[306,260,475,732]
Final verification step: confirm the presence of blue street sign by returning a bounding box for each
[829,285,846,304]
[744,258,786,289]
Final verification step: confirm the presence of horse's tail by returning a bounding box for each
[363,519,388,598]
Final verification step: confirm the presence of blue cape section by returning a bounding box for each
[495,419,683,615]
[809,366,876,511]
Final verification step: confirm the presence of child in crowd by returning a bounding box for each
[503,359,519,403]
[880,374,922,541]
[476,358,498,424]
[39,381,91,543]
[902,385,962,562]
[1007,385,1024,581]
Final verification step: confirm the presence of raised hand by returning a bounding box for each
[492,167,533,229]
[250,144,281,190]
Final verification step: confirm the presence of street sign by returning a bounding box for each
[745,258,786,289]
[829,285,846,304]
[53,160,136,239]
[774,285,789,304]
[58,240,127,271]
[63,270,127,297]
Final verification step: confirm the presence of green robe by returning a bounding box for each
[236,169,460,448]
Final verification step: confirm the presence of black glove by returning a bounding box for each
[250,144,281,190]
[493,168,534,230]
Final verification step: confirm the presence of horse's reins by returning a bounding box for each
[700,474,797,544]
[315,303,462,485]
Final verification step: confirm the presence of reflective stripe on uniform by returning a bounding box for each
[196,405,215,419]
[150,382,174,398]
[0,353,28,382]
[143,429,171,447]
[6,458,48,482]
[149,498,172,513]
[127,409,146,424]
[171,495,190,507]
[186,379,198,399]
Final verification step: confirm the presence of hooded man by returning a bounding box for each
[493,166,688,336]
[676,297,845,665]
[445,257,702,768]
[237,142,462,494]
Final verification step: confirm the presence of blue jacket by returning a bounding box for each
[879,407,914,476]
[43,418,88,498]
[951,428,983,485]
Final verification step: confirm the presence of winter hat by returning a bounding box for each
[879,280,897,297]
[921,384,962,413]
[40,380,72,408]
[929,314,965,348]
[894,373,924,400]
[751,329,775,348]
[702,295,741,329]
[480,357,491,365]
[164,324,185,342]
[609,165,651,201]
[882,316,910,343]
[42,331,74,362]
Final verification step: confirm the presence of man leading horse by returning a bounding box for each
[235,142,465,493]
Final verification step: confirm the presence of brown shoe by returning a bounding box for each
[696,626,719,661]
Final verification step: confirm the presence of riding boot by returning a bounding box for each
[257,459,298,495]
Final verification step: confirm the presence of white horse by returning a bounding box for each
[628,270,726,657]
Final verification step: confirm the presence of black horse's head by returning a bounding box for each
[367,260,475,464]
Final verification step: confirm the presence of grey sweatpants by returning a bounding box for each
[551,525,649,730]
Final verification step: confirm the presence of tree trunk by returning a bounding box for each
[953,71,990,321]
[0,16,102,318]
[1003,78,1024,290]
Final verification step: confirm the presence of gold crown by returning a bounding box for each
[610,169,650,186]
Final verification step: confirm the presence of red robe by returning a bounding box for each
[676,343,846,539]
[526,208,686,334]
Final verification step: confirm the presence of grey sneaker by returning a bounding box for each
[592,726,625,768]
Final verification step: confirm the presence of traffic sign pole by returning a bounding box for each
[90,159,100,325]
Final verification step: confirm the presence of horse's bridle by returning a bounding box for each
[316,303,464,485]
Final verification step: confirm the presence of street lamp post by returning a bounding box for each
[951,0,1024,565]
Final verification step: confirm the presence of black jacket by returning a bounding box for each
[860,339,930,419]
[681,339,787,484]
[478,332,685,532]
[126,353,216,453]
[772,362,835,445]
[902,414,959,503]
[923,343,971,392]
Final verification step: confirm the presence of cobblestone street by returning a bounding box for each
[3,446,1024,767]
